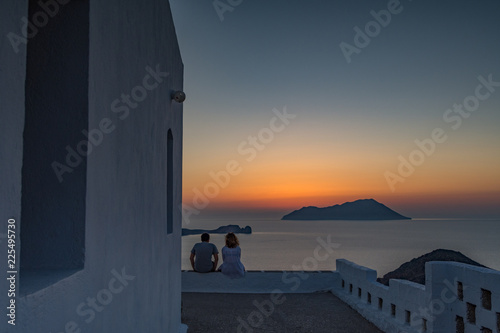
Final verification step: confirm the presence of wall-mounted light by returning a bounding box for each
[171,91,186,103]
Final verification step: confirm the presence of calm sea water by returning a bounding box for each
[182,218,500,276]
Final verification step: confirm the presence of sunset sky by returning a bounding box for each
[170,0,500,219]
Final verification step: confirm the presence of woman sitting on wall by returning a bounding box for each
[218,232,245,278]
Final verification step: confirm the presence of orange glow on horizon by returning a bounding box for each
[182,118,500,218]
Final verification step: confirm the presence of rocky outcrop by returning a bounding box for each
[377,249,487,285]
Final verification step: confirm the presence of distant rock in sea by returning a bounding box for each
[281,199,410,220]
[377,249,487,285]
[182,224,252,236]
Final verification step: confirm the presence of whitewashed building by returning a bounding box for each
[1,0,185,331]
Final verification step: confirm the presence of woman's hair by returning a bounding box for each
[225,232,239,248]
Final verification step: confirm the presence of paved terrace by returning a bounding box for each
[181,270,383,333]
[182,260,500,333]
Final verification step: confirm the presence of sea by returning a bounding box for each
[182,217,500,276]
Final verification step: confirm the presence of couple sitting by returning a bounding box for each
[190,232,245,278]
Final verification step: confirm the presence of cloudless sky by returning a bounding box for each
[170,0,500,219]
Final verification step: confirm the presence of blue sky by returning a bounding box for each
[170,0,500,218]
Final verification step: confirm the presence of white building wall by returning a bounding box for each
[86,0,183,330]
[1,0,184,332]
[182,270,339,293]
[0,1,29,332]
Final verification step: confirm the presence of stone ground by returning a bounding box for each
[182,292,384,333]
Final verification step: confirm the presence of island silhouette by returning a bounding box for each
[182,224,252,236]
[282,198,411,220]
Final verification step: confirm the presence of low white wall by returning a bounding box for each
[427,261,500,333]
[182,270,339,294]
[332,259,500,333]
[332,259,430,333]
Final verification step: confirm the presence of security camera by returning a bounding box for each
[171,91,186,103]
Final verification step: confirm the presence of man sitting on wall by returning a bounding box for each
[190,233,219,273]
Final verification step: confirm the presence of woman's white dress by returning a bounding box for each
[219,246,245,278]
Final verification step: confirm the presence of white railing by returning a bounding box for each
[333,259,500,333]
